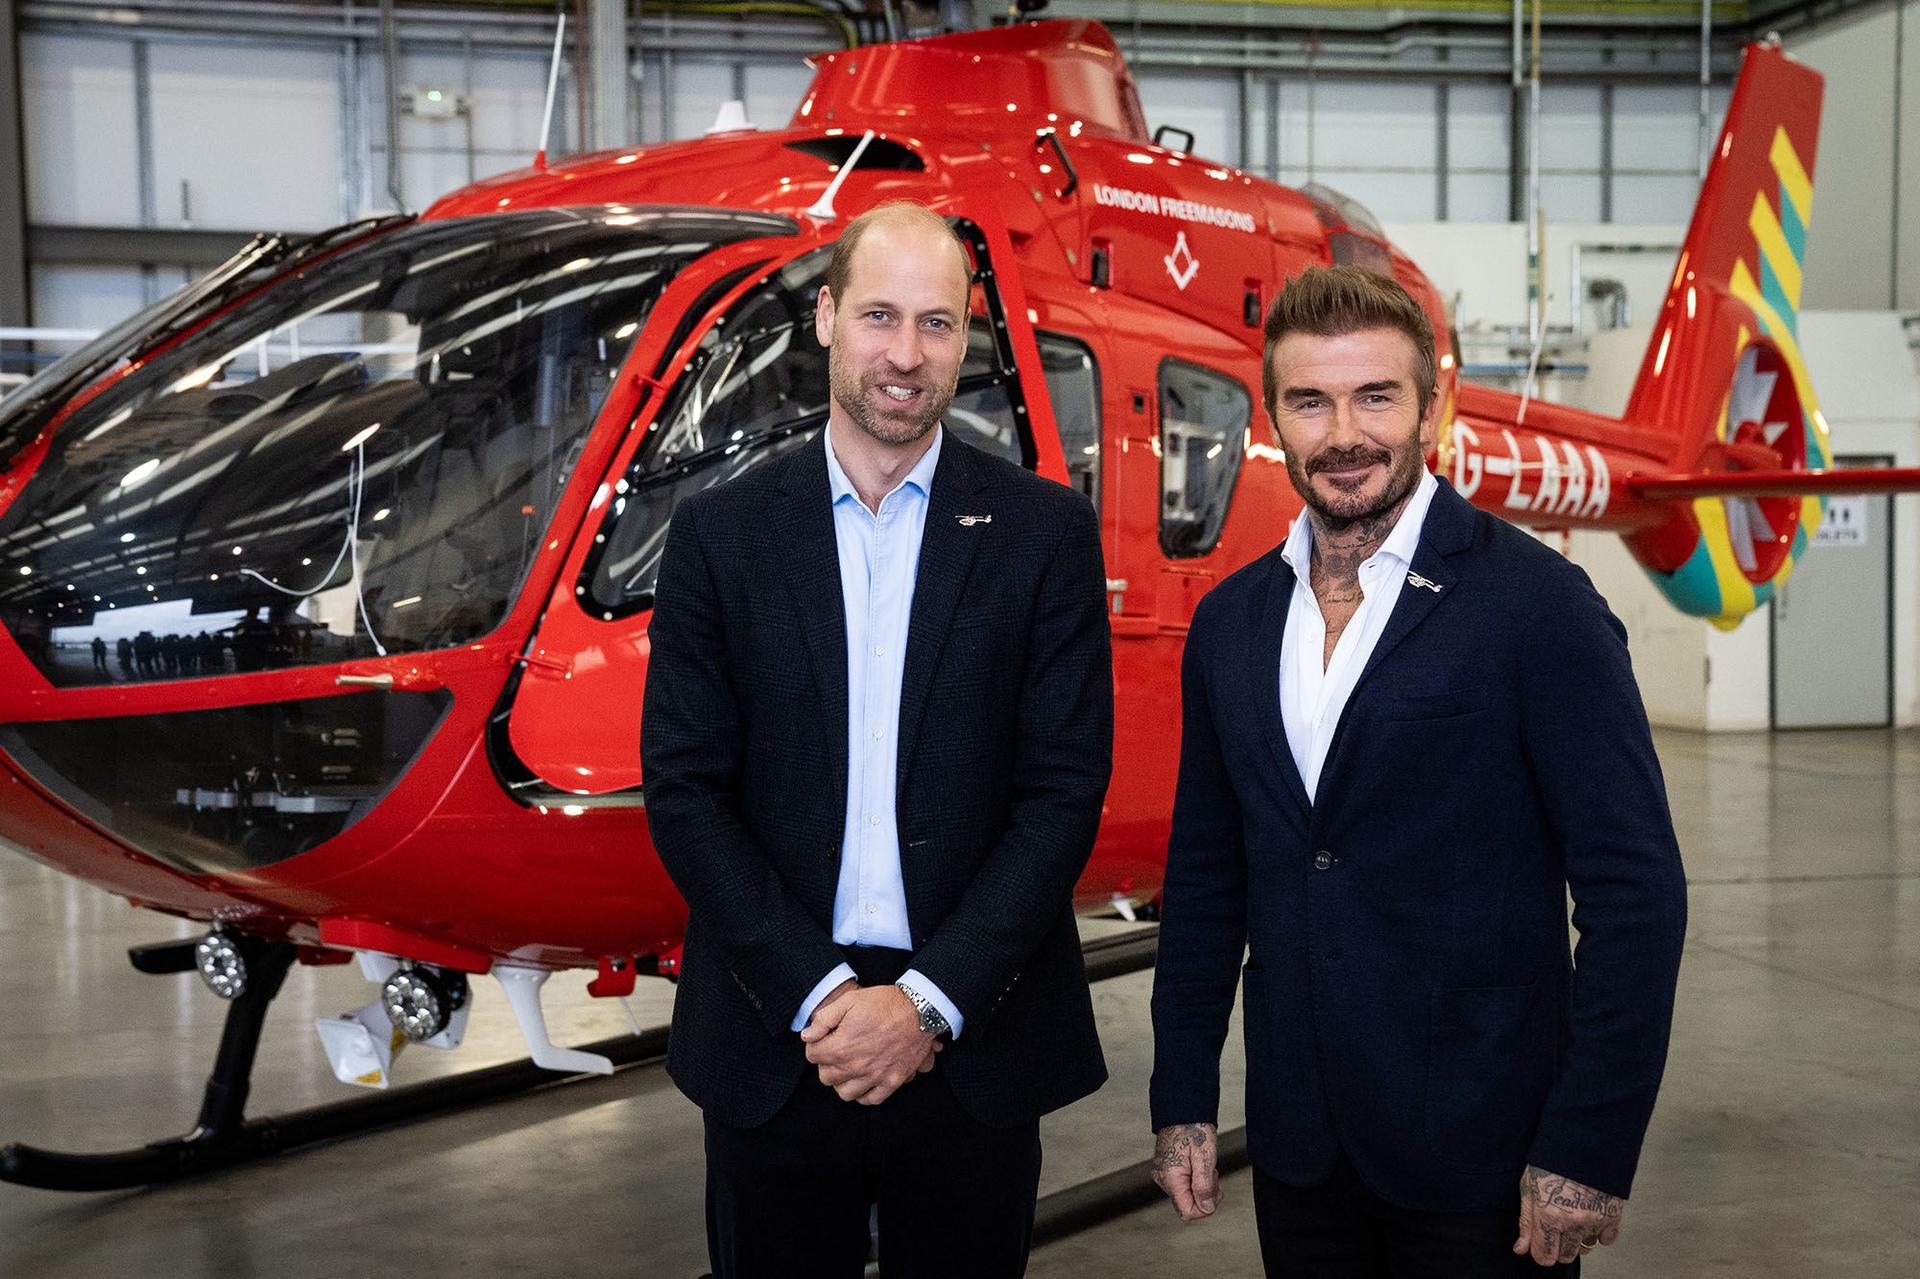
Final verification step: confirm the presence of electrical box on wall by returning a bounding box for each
[405,87,462,120]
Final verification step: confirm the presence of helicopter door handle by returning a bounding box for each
[334,672,395,690]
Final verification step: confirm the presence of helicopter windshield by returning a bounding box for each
[0,207,797,688]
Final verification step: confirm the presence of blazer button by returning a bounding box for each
[1313,851,1333,871]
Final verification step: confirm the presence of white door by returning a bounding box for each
[1771,455,1894,729]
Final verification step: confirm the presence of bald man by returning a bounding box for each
[642,201,1114,1278]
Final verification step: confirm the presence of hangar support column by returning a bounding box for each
[591,0,631,151]
[0,0,30,327]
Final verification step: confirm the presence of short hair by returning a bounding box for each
[1261,266,1437,421]
[824,200,973,306]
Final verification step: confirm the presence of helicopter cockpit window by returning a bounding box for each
[0,207,797,688]
[1159,359,1248,558]
[582,222,1037,617]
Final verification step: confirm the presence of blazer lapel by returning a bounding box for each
[896,435,988,786]
[772,434,850,818]
[1347,478,1475,695]
[1255,550,1315,816]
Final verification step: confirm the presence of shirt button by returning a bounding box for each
[872,729,883,740]
[1313,850,1333,870]
[874,647,885,657]
[870,815,881,826]
[866,903,876,914]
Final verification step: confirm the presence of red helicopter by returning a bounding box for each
[0,16,1913,1188]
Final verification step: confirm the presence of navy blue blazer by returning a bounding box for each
[1149,477,1687,1211]
[643,432,1113,1130]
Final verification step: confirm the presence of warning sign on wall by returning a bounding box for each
[1813,496,1868,547]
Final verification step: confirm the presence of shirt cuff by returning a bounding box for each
[790,962,856,1033]
[898,969,965,1039]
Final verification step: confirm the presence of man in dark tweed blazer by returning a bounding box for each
[641,201,1113,1278]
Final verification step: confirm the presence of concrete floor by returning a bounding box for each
[0,728,1915,1277]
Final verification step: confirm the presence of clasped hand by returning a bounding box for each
[800,980,941,1105]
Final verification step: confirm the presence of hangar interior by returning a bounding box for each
[0,0,1916,1274]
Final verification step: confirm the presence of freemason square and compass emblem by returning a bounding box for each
[1163,231,1199,291]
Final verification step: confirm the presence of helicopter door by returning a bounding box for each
[500,211,1062,799]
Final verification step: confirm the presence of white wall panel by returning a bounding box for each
[1538,84,1603,169]
[465,54,550,152]
[1906,4,1920,309]
[29,264,149,331]
[667,58,740,141]
[399,148,479,212]
[148,42,339,231]
[1309,80,1436,172]
[1611,83,1700,174]
[1448,172,1510,223]
[1610,173,1698,226]
[1447,82,1509,173]
[745,61,814,130]
[1326,169,1435,224]
[1540,172,1603,222]
[1134,72,1238,167]
[1795,6,1902,308]
[1274,82,1313,177]
[635,55,666,143]
[20,34,141,226]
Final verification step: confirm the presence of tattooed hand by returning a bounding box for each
[1151,1122,1221,1222]
[1514,1165,1627,1266]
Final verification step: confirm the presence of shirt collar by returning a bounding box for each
[1280,465,1440,577]
[825,421,943,508]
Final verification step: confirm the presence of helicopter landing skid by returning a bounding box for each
[0,936,670,1192]
[0,936,298,1192]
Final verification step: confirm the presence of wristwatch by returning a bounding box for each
[895,982,951,1038]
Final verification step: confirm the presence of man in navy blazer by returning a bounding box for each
[643,202,1112,1278]
[1148,266,1687,1274]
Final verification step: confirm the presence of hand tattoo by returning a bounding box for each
[1152,1123,1208,1171]
[1519,1164,1627,1264]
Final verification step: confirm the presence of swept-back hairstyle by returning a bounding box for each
[1261,266,1437,420]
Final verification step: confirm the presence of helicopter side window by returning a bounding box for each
[584,248,838,620]
[1158,359,1248,558]
[942,289,1033,469]
[1035,331,1101,510]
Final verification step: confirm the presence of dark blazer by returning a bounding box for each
[1149,477,1687,1211]
[642,431,1113,1130]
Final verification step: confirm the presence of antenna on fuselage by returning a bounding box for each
[805,129,876,223]
[534,14,567,172]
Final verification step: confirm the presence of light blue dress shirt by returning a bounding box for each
[788,423,965,1038]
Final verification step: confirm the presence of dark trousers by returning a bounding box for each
[703,948,1044,1279]
[1253,1158,1577,1279]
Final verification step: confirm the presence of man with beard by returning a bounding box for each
[642,200,1113,1278]
[1146,266,1686,1275]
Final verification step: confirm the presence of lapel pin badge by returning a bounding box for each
[957,514,992,527]
[1407,571,1443,593]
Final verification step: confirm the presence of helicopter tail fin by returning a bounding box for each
[1610,40,1832,626]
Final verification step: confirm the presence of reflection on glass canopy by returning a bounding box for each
[0,207,797,687]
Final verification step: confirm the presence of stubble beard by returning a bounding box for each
[828,355,956,448]
[1287,434,1427,535]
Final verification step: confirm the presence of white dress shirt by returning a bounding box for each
[789,423,965,1037]
[1279,468,1440,801]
